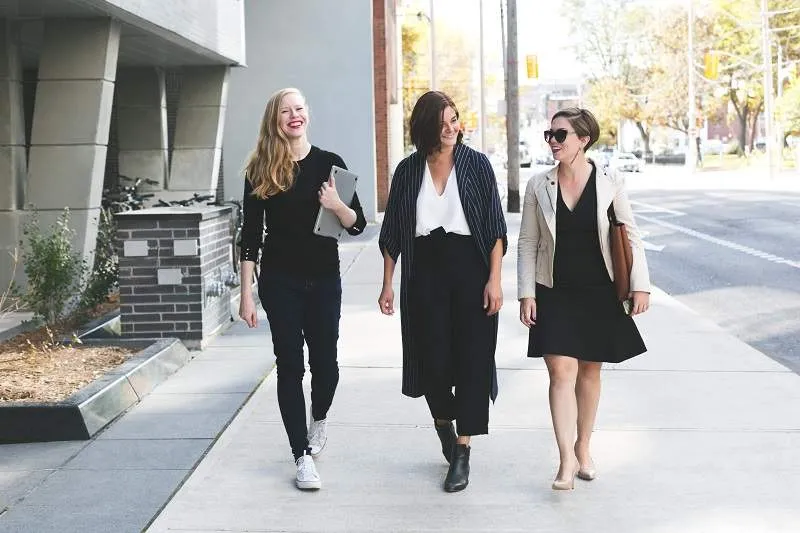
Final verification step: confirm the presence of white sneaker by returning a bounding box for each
[295,454,321,490]
[308,409,328,458]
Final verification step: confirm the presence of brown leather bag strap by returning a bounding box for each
[607,203,620,225]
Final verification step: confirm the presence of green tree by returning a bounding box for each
[564,0,657,153]
[401,19,477,153]
[776,77,800,136]
[402,22,427,151]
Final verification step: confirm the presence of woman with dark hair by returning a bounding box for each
[518,107,650,490]
[239,88,366,491]
[378,91,507,493]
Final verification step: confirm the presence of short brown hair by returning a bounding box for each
[552,107,601,151]
[409,91,464,156]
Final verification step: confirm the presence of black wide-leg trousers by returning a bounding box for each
[410,227,496,436]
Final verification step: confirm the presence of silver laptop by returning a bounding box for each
[313,166,359,240]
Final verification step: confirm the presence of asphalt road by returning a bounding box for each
[629,186,800,374]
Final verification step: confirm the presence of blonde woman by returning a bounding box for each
[518,108,650,491]
[239,88,366,490]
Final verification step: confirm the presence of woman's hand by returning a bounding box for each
[630,291,650,316]
[319,175,345,211]
[239,292,258,328]
[378,285,395,315]
[519,297,536,327]
[483,278,503,316]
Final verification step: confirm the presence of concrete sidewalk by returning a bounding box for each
[143,214,800,533]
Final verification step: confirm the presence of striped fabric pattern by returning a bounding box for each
[379,143,508,399]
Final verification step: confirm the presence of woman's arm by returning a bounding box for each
[342,191,367,235]
[610,173,651,294]
[378,159,406,263]
[484,238,504,315]
[239,178,266,327]
[378,250,397,315]
[479,153,508,255]
[318,156,366,233]
[517,178,540,300]
[377,159,408,315]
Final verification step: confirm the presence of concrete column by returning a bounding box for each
[115,68,169,190]
[0,21,26,290]
[26,18,120,261]
[0,21,26,211]
[169,66,229,194]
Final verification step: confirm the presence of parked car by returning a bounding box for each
[609,152,644,173]
[519,141,533,168]
[535,151,555,165]
[587,149,611,170]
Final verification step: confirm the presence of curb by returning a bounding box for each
[0,338,192,443]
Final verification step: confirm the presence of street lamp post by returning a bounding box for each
[686,0,697,172]
[761,0,776,179]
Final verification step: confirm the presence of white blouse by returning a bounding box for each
[415,163,471,237]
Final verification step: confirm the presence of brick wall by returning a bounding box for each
[373,0,389,211]
[199,214,232,339]
[116,206,234,349]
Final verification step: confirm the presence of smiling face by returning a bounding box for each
[277,92,309,140]
[548,116,589,163]
[440,106,460,149]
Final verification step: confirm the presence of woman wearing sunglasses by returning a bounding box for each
[517,107,650,490]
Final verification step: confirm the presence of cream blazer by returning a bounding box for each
[517,164,651,300]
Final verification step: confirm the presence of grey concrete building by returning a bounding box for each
[223,0,386,223]
[1,0,396,294]
[0,0,245,290]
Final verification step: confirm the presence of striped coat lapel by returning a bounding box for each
[454,144,479,237]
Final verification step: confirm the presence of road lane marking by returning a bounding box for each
[630,201,686,216]
[637,214,800,270]
[642,241,665,252]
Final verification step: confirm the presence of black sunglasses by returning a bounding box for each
[543,128,574,143]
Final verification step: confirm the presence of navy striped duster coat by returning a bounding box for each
[379,143,508,399]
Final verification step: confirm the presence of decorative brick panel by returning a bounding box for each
[116,206,234,349]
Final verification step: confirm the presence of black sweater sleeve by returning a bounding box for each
[331,155,366,236]
[240,177,265,262]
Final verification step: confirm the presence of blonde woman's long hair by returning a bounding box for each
[245,88,305,199]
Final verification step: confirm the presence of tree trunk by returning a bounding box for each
[635,121,651,155]
[730,90,747,155]
[748,101,764,153]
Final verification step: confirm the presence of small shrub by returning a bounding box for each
[21,208,85,324]
[0,247,21,318]
[81,208,119,309]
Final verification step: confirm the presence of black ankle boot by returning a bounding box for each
[444,443,470,492]
[434,421,456,464]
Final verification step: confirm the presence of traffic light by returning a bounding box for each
[704,51,719,80]
[463,111,478,130]
[526,54,539,79]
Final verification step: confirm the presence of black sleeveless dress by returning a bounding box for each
[527,167,646,363]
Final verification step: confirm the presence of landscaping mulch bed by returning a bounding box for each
[0,297,132,403]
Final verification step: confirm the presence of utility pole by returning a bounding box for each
[430,0,436,90]
[479,0,487,153]
[686,0,697,172]
[778,42,784,170]
[505,0,520,213]
[761,0,776,179]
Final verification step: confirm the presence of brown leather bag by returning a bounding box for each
[607,204,633,304]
